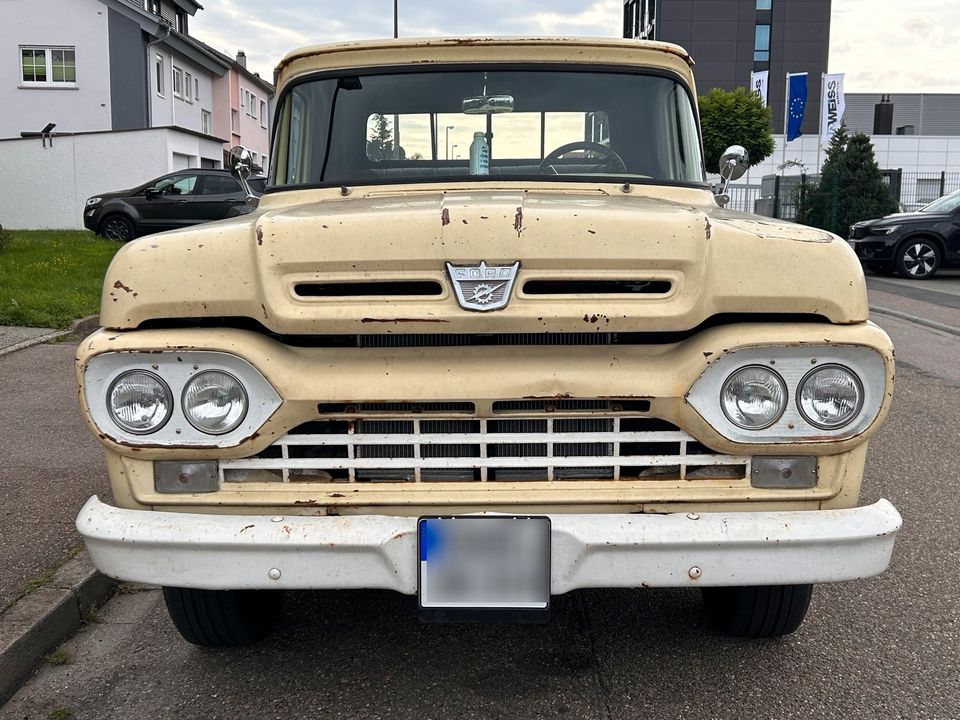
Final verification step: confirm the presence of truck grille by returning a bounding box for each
[220,415,749,484]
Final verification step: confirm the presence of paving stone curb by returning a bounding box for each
[0,315,99,357]
[0,552,116,706]
[870,305,960,338]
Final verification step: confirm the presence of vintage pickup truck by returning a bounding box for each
[75,37,901,646]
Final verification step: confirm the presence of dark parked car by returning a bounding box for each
[83,169,266,242]
[848,190,960,279]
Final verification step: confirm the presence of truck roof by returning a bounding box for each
[274,36,695,90]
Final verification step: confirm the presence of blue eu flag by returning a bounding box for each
[786,73,808,141]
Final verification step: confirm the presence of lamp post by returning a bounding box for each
[393,0,398,38]
[451,144,459,160]
[445,125,455,160]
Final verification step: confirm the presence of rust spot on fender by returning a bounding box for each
[294,499,319,506]
[441,208,451,226]
[328,492,345,498]
[256,226,264,245]
[239,524,254,534]
[113,280,133,293]
[704,217,712,240]
[361,317,449,324]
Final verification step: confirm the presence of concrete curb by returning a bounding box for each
[0,314,99,358]
[870,305,960,338]
[0,551,116,706]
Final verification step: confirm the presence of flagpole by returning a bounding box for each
[781,72,791,171]
[816,72,825,173]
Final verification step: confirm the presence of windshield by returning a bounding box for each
[269,68,704,188]
[921,191,960,214]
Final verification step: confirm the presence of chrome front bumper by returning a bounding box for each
[77,495,901,593]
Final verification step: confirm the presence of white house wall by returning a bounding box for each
[0,128,225,229]
[149,46,215,133]
[0,0,112,138]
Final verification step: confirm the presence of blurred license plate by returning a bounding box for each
[418,516,551,623]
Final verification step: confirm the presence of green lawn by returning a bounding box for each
[0,230,120,329]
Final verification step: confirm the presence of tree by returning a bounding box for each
[698,87,775,173]
[797,126,899,236]
[366,114,395,161]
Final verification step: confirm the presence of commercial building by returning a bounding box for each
[623,0,831,135]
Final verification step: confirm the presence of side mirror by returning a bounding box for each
[719,145,749,182]
[144,187,161,199]
[715,145,749,207]
[227,146,258,207]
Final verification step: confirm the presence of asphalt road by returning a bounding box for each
[4,274,960,719]
[0,341,110,611]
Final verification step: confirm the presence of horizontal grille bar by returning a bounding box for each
[220,415,750,485]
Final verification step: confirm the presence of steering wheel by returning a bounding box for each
[538,141,627,175]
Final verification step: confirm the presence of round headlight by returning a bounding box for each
[182,370,248,435]
[720,365,788,430]
[798,364,863,429]
[107,371,173,434]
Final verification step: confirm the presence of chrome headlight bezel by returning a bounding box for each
[84,351,280,447]
[687,345,886,443]
[85,197,103,207]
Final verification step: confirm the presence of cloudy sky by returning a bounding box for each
[191,0,960,93]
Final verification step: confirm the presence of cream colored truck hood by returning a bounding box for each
[99,185,866,333]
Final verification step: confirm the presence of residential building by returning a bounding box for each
[623,0,831,135]
[0,0,273,229]
[211,50,274,171]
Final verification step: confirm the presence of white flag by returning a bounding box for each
[750,70,769,107]
[821,73,846,141]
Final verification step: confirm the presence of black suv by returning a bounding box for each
[83,169,267,242]
[848,190,960,279]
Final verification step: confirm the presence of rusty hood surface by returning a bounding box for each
[99,183,868,333]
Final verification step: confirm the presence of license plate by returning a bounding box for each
[417,516,551,623]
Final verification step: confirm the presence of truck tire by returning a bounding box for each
[162,587,284,647]
[701,584,812,638]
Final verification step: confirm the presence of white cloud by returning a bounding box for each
[190,0,960,93]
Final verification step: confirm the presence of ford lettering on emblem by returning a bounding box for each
[446,261,520,312]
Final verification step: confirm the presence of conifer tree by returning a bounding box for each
[798,126,898,235]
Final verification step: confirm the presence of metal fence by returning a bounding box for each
[888,171,960,211]
[748,171,960,220]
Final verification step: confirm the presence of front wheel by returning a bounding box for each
[701,584,813,638]
[162,587,284,647]
[98,214,136,242]
[896,238,941,279]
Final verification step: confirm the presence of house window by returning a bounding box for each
[172,66,183,98]
[754,24,771,61]
[201,109,211,134]
[756,0,772,8]
[184,72,193,103]
[194,77,200,101]
[231,109,238,132]
[20,46,76,85]
[260,100,267,128]
[146,0,160,14]
[155,54,164,96]
[175,10,186,33]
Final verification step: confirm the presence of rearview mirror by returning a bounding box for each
[461,95,514,115]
